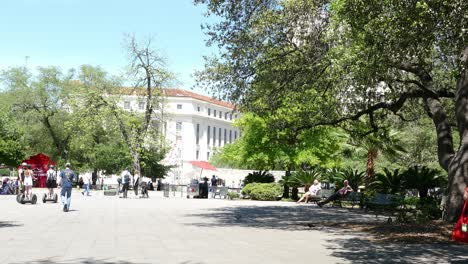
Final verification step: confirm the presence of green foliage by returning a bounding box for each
[227,191,240,200]
[371,168,405,194]
[402,166,447,198]
[291,168,321,187]
[241,183,258,197]
[248,183,282,201]
[334,168,365,191]
[243,170,275,185]
[211,113,347,172]
[140,147,171,178]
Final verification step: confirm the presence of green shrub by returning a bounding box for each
[249,183,282,201]
[242,183,258,196]
[227,191,240,200]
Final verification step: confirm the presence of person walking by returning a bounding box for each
[82,172,91,196]
[211,175,218,198]
[121,168,131,198]
[59,163,76,212]
[133,172,140,196]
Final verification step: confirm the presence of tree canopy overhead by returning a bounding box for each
[195,0,468,221]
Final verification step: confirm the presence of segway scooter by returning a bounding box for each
[16,193,38,204]
[42,192,58,203]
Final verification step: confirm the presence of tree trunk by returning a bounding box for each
[366,149,377,187]
[132,150,141,176]
[283,169,291,199]
[418,188,428,199]
[291,187,299,200]
[445,47,468,221]
[427,47,468,221]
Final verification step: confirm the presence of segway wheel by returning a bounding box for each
[42,194,47,203]
[16,194,23,204]
[31,194,37,204]
[20,195,26,204]
[53,193,58,203]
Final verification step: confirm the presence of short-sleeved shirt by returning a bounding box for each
[309,184,321,195]
[60,169,76,188]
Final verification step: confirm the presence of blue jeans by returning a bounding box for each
[61,187,72,208]
[83,183,90,195]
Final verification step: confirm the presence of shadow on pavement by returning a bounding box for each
[0,221,22,228]
[9,258,205,264]
[326,236,468,264]
[184,204,468,262]
[184,204,382,231]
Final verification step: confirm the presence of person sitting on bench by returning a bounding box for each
[297,180,321,204]
[317,180,353,207]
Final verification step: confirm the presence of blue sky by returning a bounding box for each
[0,0,216,94]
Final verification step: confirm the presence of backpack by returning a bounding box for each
[47,170,56,180]
[124,174,130,184]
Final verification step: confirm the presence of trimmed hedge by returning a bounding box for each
[242,183,282,201]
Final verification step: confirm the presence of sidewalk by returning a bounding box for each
[1,191,467,264]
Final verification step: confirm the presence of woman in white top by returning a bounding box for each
[23,167,34,199]
[297,180,321,204]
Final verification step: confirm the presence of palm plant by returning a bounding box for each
[322,167,341,189]
[402,166,447,199]
[370,168,405,194]
[291,168,321,191]
[334,167,365,191]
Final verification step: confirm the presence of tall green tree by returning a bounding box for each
[1,66,74,162]
[195,0,468,221]
[0,101,26,166]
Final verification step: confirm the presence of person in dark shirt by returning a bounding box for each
[59,163,76,212]
[317,180,353,207]
[199,177,209,198]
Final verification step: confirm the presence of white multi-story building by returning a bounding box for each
[118,88,241,183]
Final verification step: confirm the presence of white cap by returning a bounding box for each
[21,162,27,166]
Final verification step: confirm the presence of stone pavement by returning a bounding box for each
[0,189,467,264]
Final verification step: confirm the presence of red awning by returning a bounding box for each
[189,161,217,171]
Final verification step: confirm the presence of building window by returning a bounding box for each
[207,152,210,160]
[214,110,217,117]
[225,112,228,119]
[218,128,222,146]
[176,122,182,131]
[197,106,201,112]
[234,114,238,119]
[208,108,211,116]
[196,150,199,160]
[234,131,237,140]
[219,111,222,118]
[224,129,227,144]
[230,114,233,120]
[124,101,131,110]
[138,102,145,110]
[177,104,182,109]
[229,130,232,143]
[176,135,182,142]
[207,126,211,145]
[196,124,200,144]
[213,127,216,146]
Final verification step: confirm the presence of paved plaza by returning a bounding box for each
[1,189,467,264]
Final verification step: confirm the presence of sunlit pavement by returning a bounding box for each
[1,189,467,264]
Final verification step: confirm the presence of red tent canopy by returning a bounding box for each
[189,161,217,171]
[18,153,57,188]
